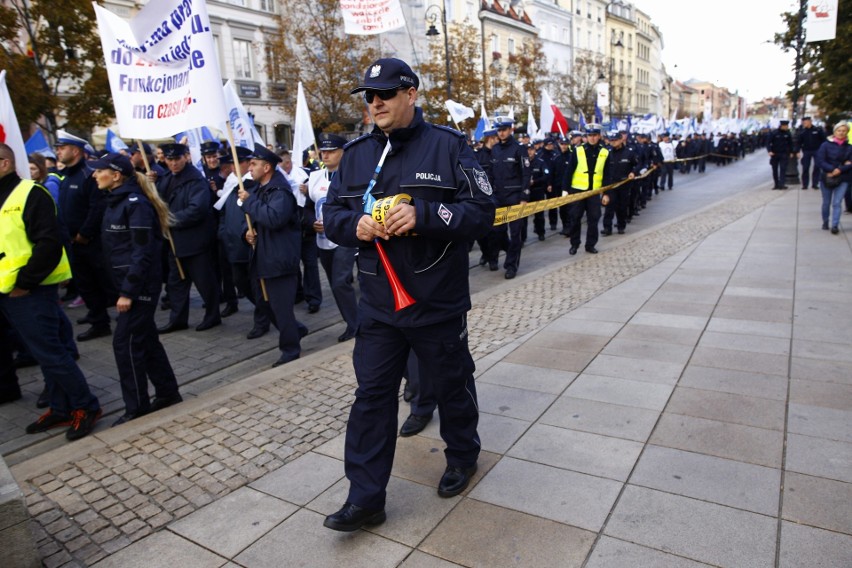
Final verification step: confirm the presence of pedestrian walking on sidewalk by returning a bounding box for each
[815,122,852,234]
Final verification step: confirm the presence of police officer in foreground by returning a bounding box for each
[238,144,307,368]
[157,143,222,332]
[796,116,826,190]
[561,124,610,255]
[322,58,495,532]
[768,120,794,189]
[487,116,530,279]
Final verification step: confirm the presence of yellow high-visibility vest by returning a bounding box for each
[571,145,609,191]
[0,179,72,294]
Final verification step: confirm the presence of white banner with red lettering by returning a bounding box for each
[339,0,405,35]
[93,0,227,139]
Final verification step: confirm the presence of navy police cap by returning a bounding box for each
[252,143,281,165]
[318,133,347,151]
[219,146,254,165]
[89,152,134,177]
[200,140,220,155]
[161,143,188,158]
[351,58,420,94]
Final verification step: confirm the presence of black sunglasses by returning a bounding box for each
[364,88,405,104]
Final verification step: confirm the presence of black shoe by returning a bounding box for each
[112,412,144,427]
[802,186,808,190]
[272,354,299,368]
[13,355,37,369]
[559,230,569,236]
[337,330,356,343]
[823,222,829,230]
[195,319,222,332]
[76,326,111,342]
[569,246,578,255]
[36,387,49,409]
[831,226,839,234]
[160,298,171,311]
[26,409,72,434]
[601,229,612,236]
[402,379,416,402]
[550,224,558,231]
[505,270,516,279]
[537,234,545,241]
[585,247,598,254]
[220,304,239,318]
[298,325,309,339]
[66,408,102,441]
[323,503,386,532]
[150,394,182,412]
[488,261,498,271]
[157,321,188,334]
[307,304,320,314]
[246,327,268,340]
[437,464,478,498]
[60,290,77,302]
[399,414,432,437]
[0,388,22,404]
[780,185,788,189]
[76,315,92,325]
[618,228,625,234]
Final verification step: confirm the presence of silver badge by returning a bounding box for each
[473,169,492,196]
[370,65,382,78]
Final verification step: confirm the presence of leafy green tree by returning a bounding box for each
[0,0,114,139]
[266,0,378,133]
[550,54,606,121]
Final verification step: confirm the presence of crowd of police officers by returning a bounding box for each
[1,109,808,438]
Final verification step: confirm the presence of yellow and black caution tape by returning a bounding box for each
[492,166,656,226]
[371,193,412,226]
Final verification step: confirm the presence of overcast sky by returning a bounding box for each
[631,0,799,102]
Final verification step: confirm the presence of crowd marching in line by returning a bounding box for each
[1,64,848,449]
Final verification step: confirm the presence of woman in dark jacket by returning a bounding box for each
[814,122,852,234]
[91,153,181,426]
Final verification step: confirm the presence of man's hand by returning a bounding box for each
[116,296,133,313]
[383,203,416,237]
[237,187,250,202]
[313,220,325,234]
[9,287,29,298]
[299,183,308,196]
[245,229,257,246]
[73,234,90,245]
[146,171,158,183]
[356,214,388,241]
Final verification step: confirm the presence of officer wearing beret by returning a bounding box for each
[238,143,307,367]
[157,143,222,332]
[769,120,794,189]
[322,57,495,532]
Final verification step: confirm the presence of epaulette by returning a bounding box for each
[433,124,466,138]
[343,133,372,150]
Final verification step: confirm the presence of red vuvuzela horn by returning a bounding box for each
[373,239,415,311]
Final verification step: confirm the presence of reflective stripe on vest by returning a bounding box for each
[571,145,609,191]
[0,179,72,293]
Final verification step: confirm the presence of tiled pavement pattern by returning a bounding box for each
[7,158,852,567]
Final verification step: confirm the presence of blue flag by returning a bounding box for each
[578,110,587,130]
[594,101,603,124]
[25,130,54,159]
[105,129,129,153]
[201,126,216,141]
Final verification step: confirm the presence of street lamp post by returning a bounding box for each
[609,33,624,124]
[426,4,452,100]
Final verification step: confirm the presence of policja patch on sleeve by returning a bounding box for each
[473,169,493,196]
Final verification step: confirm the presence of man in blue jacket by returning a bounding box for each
[322,58,496,532]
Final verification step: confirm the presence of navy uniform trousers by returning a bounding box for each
[113,298,179,415]
[251,272,305,363]
[345,314,480,511]
[166,250,221,327]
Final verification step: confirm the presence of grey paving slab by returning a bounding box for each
[689,346,789,377]
[582,354,685,385]
[565,306,638,323]
[420,499,595,568]
[475,412,531,454]
[650,413,784,468]
[788,403,852,443]
[605,485,777,568]
[503,344,596,372]
[565,373,674,411]
[792,338,852,364]
[665,387,786,431]
[640,299,717,318]
[399,551,463,568]
[705,317,791,339]
[698,330,791,356]
[789,378,852,411]
[543,317,624,337]
[679,365,789,401]
[469,456,622,531]
[476,361,577,395]
[523,330,611,353]
[249,451,344,506]
[785,433,852,483]
[234,509,410,568]
[790,356,852,385]
[629,312,709,330]
[792,321,852,344]
[90,531,227,568]
[585,536,715,568]
[630,445,780,516]
[474,382,558,422]
[539,396,661,442]
[717,295,794,313]
[600,338,694,365]
[615,323,703,346]
[778,520,852,568]
[168,487,297,558]
[723,286,794,300]
[711,305,792,324]
[782,472,852,535]
[508,423,644,482]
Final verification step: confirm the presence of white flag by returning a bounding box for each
[291,82,315,168]
[223,80,261,148]
[0,70,29,179]
[445,99,474,125]
[340,0,405,35]
[93,0,227,139]
[526,105,539,139]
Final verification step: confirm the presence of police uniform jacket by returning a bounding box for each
[101,177,163,302]
[240,170,301,279]
[159,164,215,257]
[217,177,255,264]
[323,107,496,328]
[768,129,794,154]
[605,144,640,185]
[475,146,494,184]
[490,136,531,206]
[796,125,827,153]
[529,155,550,195]
[561,142,612,191]
[57,159,105,242]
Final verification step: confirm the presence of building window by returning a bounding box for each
[234,39,253,79]
[491,34,499,53]
[258,0,274,12]
[508,37,515,55]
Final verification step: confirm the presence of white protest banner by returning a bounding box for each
[339,0,405,35]
[93,0,227,139]
[805,0,838,42]
[0,70,29,179]
[223,79,258,149]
